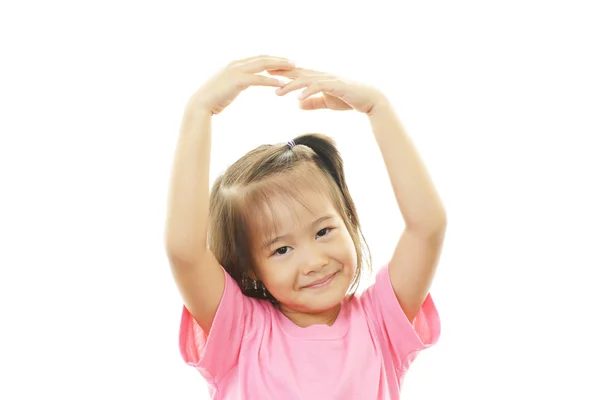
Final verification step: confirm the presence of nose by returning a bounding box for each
[300,243,328,275]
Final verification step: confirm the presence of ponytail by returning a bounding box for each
[293,134,360,226]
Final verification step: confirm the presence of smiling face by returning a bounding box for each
[250,186,358,317]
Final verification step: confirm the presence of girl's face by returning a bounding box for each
[252,189,358,318]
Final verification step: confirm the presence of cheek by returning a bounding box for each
[340,231,358,264]
[262,265,297,291]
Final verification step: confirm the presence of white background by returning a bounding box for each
[1,0,599,399]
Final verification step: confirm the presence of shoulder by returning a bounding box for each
[179,268,275,378]
[355,264,394,307]
[353,263,441,368]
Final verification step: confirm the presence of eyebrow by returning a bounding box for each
[262,215,335,249]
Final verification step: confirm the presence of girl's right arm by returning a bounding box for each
[164,55,295,334]
[165,107,223,335]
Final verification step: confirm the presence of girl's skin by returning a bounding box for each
[165,55,447,334]
[251,187,359,328]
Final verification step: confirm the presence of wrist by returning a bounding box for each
[183,102,213,119]
[184,89,216,117]
[367,96,392,118]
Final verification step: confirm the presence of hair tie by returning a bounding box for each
[287,139,296,149]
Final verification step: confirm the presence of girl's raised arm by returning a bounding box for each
[164,56,294,334]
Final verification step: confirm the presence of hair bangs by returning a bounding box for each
[236,167,336,256]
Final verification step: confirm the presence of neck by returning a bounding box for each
[277,303,341,328]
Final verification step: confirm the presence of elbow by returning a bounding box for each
[406,214,447,238]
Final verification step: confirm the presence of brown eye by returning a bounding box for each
[317,227,333,238]
[273,246,291,256]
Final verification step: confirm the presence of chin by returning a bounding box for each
[300,275,350,311]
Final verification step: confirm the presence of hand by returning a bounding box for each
[269,67,388,115]
[186,55,295,115]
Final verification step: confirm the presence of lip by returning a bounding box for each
[302,271,338,289]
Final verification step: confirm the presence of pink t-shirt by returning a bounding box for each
[179,264,440,399]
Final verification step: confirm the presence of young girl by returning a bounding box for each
[165,55,447,400]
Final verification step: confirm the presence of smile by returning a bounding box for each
[303,271,338,289]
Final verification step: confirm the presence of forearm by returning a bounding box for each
[369,101,446,234]
[164,108,213,260]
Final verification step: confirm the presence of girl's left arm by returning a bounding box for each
[266,66,446,322]
[368,99,447,323]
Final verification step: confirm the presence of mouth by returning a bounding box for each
[302,271,338,289]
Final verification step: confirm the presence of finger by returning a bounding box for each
[299,96,327,110]
[298,80,342,100]
[275,77,317,96]
[266,69,294,77]
[238,57,295,74]
[229,55,289,67]
[241,74,287,88]
[267,67,329,78]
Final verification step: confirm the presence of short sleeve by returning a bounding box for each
[361,264,441,371]
[179,267,261,383]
